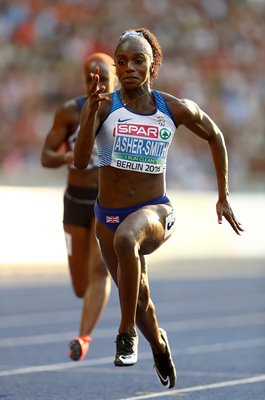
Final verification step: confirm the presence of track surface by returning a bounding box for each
[0,267,265,400]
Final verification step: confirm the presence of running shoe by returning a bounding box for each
[69,335,92,361]
[114,332,138,367]
[152,328,176,388]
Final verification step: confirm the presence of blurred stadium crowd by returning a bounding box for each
[0,0,264,190]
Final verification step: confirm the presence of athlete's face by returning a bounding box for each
[115,39,153,89]
[84,60,117,93]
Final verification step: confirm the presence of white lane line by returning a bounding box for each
[0,337,264,378]
[1,293,264,329]
[0,306,120,328]
[162,311,265,332]
[117,374,265,400]
[0,328,116,347]
[171,337,265,356]
[63,367,258,379]
[0,312,264,347]
[0,356,114,377]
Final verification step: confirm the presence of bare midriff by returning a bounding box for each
[98,166,165,207]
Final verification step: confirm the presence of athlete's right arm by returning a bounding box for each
[74,67,109,170]
[41,103,75,168]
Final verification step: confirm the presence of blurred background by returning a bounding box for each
[0,0,264,271]
[0,0,265,190]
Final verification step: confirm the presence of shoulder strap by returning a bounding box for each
[109,91,123,113]
[152,90,173,119]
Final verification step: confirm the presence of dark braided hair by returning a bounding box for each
[115,27,163,87]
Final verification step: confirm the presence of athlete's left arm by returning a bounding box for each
[169,97,244,235]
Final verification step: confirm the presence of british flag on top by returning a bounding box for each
[106,216,120,223]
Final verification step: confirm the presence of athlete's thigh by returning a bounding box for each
[64,223,91,288]
[117,203,175,254]
[95,220,118,285]
[86,218,108,276]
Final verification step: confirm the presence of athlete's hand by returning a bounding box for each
[216,198,244,235]
[87,66,110,112]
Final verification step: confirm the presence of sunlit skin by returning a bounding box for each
[75,40,243,236]
[74,32,244,367]
[41,54,117,343]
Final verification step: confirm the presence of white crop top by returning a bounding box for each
[95,90,177,174]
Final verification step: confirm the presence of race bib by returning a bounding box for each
[111,123,172,174]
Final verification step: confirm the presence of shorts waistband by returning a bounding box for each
[96,194,171,213]
[65,184,98,205]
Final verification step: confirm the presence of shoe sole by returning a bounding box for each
[69,337,90,362]
[69,339,82,361]
[114,353,138,367]
[114,361,135,367]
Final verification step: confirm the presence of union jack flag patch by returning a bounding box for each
[106,216,120,223]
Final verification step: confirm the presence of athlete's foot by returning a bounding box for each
[152,328,176,389]
[114,332,138,367]
[69,335,92,361]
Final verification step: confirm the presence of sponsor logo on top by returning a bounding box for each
[160,128,171,140]
[117,123,159,138]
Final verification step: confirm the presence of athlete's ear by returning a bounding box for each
[150,62,154,74]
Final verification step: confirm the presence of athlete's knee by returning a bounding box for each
[113,230,138,259]
[72,282,86,298]
[69,266,89,297]
[90,259,109,282]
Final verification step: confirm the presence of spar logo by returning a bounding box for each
[160,128,171,140]
[117,123,159,138]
